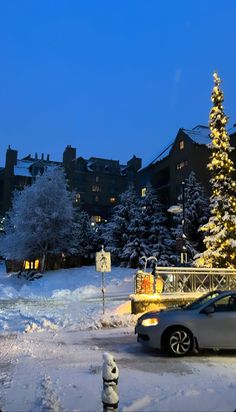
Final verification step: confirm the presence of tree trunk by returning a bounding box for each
[41,253,46,272]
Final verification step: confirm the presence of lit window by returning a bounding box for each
[179,140,185,150]
[75,193,81,203]
[95,176,99,182]
[141,188,147,197]
[110,197,116,204]
[91,215,102,224]
[95,195,99,202]
[92,185,101,192]
[176,160,188,170]
[24,259,39,270]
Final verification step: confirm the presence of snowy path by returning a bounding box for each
[1,328,236,411]
[1,264,236,411]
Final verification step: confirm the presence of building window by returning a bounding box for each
[179,140,185,150]
[75,193,81,203]
[24,259,39,270]
[91,215,102,226]
[110,197,116,204]
[176,160,188,170]
[95,195,99,202]
[95,176,99,182]
[92,185,101,192]
[141,188,147,197]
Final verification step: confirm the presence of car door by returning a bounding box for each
[196,294,236,349]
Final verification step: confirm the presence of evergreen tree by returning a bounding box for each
[139,185,177,266]
[195,72,236,268]
[102,185,139,265]
[69,209,97,261]
[0,168,74,271]
[103,184,177,267]
[173,172,209,258]
[120,196,149,268]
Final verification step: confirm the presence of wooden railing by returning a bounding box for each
[135,267,236,294]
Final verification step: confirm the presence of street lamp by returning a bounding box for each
[167,181,187,264]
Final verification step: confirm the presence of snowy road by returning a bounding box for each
[1,328,236,412]
[1,265,236,411]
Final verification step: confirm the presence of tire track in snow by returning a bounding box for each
[0,334,17,410]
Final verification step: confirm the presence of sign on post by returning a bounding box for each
[96,247,111,273]
[96,246,111,314]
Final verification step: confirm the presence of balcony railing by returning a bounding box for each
[135,267,236,294]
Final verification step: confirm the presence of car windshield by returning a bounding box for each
[183,290,222,310]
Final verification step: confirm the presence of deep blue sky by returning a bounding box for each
[0,1,236,168]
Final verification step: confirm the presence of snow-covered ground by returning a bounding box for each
[0,262,236,412]
[0,262,135,333]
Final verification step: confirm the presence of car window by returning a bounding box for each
[184,291,222,311]
[213,295,236,312]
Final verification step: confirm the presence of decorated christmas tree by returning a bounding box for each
[195,72,236,268]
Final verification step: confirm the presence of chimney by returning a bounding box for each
[63,145,76,166]
[5,146,18,173]
[47,154,50,161]
[41,153,44,160]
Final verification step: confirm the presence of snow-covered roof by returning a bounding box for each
[183,125,211,145]
[139,142,173,171]
[228,126,236,135]
[14,160,60,177]
[149,143,173,165]
[14,160,34,177]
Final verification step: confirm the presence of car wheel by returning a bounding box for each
[166,328,193,356]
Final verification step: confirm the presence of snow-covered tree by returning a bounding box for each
[69,209,97,261]
[119,196,150,268]
[102,185,140,265]
[195,72,236,268]
[0,168,74,271]
[138,185,177,266]
[173,172,209,259]
[103,184,177,267]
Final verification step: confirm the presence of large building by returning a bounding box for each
[0,145,142,223]
[62,145,141,221]
[1,124,235,224]
[138,125,236,205]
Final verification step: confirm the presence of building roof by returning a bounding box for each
[14,160,34,177]
[182,125,211,145]
[14,160,59,178]
[228,126,236,135]
[140,124,236,172]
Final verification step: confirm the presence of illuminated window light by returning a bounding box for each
[176,160,188,170]
[179,140,185,150]
[141,188,147,197]
[92,185,101,192]
[75,193,81,203]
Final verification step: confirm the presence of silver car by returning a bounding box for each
[135,290,236,356]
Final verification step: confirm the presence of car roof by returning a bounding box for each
[217,290,236,295]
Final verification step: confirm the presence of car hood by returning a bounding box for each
[140,307,183,320]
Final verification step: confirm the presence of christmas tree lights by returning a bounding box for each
[195,72,236,268]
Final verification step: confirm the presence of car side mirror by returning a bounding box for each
[202,305,215,315]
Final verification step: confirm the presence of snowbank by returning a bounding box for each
[0,263,135,333]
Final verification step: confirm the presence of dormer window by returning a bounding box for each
[179,140,185,150]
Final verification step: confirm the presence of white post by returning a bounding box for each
[102,271,105,315]
[102,352,119,412]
